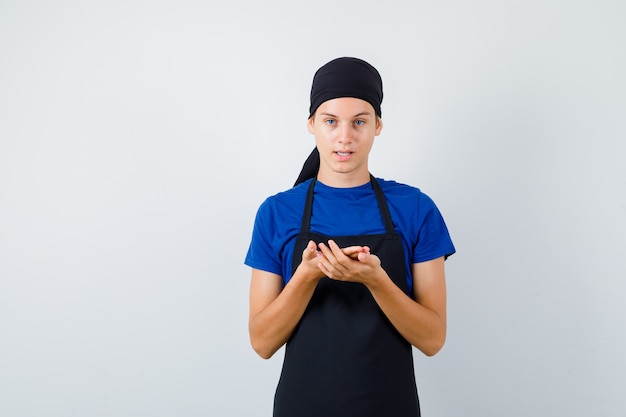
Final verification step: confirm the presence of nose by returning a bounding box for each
[337,123,354,144]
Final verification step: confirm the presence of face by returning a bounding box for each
[308,97,383,186]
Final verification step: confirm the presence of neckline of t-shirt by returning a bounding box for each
[314,179,373,192]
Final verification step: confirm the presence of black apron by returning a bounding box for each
[274,176,420,417]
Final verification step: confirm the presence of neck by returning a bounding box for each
[316,169,371,188]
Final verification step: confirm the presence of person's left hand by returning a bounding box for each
[316,239,383,285]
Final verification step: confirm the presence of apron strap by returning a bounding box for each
[300,178,316,232]
[370,174,396,234]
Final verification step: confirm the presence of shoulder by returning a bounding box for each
[376,177,455,261]
[375,177,445,227]
[376,177,435,207]
[255,180,310,222]
[246,181,311,275]
[258,180,309,206]
[376,177,420,195]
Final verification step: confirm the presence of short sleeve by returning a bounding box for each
[411,193,456,263]
[244,199,283,276]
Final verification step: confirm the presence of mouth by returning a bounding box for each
[334,151,353,161]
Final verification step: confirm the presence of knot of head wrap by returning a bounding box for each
[309,57,383,118]
[295,57,383,186]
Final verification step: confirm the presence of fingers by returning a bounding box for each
[295,241,329,282]
[357,250,373,264]
[317,240,348,271]
[313,240,382,283]
[301,240,318,261]
[317,240,367,280]
[297,240,376,283]
[323,241,369,256]
[341,245,370,259]
[323,240,345,257]
[318,241,370,262]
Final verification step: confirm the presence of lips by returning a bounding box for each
[334,151,353,161]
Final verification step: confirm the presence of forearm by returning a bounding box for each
[366,269,446,356]
[249,271,319,359]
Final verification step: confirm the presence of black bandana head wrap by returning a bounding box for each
[309,57,383,118]
[295,57,383,186]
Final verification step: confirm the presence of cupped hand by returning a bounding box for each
[316,240,382,284]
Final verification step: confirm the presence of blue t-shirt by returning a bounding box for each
[245,178,455,293]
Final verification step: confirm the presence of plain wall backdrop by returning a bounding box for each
[1,1,625,416]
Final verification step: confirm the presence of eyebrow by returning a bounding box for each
[319,111,373,118]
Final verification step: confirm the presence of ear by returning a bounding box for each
[307,116,315,134]
[375,117,383,136]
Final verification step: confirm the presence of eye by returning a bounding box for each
[325,119,336,126]
[354,119,365,126]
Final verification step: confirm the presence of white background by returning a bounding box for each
[1,1,625,416]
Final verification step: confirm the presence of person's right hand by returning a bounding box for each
[295,240,327,282]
